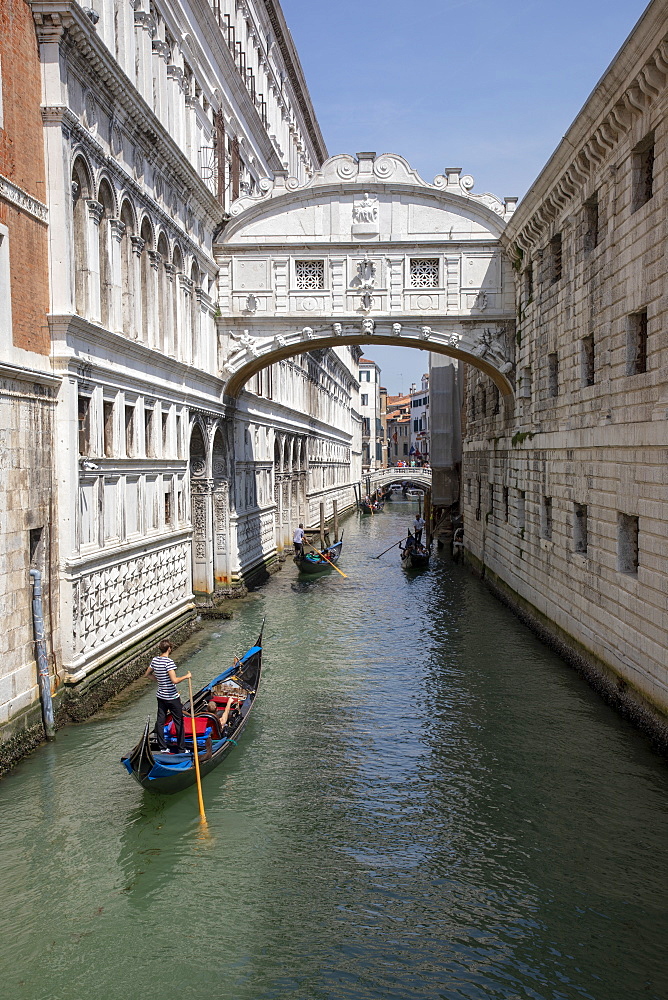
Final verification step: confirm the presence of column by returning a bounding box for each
[147,250,161,349]
[86,199,103,322]
[213,481,231,588]
[109,219,125,332]
[190,478,214,595]
[130,235,145,339]
[164,261,176,356]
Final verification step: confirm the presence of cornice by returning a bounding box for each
[505,15,668,253]
[30,0,224,228]
[0,172,49,223]
[48,312,225,396]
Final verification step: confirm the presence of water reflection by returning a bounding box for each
[1,506,668,999]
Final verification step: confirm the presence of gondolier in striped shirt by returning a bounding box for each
[144,639,192,753]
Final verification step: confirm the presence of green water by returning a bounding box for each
[1,504,668,1000]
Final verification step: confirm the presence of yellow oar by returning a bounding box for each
[304,540,348,578]
[186,674,208,828]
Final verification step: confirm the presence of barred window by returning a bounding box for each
[295,260,325,290]
[410,258,439,287]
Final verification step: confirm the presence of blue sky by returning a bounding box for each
[279,0,650,394]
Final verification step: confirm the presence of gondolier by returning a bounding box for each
[413,515,425,544]
[144,639,192,753]
[293,523,305,558]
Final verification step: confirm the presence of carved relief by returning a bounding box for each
[71,544,190,655]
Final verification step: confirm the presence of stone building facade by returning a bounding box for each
[462,0,668,728]
[0,0,59,744]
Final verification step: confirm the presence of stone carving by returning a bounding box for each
[353,193,378,225]
[362,318,375,335]
[71,544,190,655]
[274,334,287,347]
[420,326,432,340]
[229,329,260,356]
[392,323,402,336]
[356,257,376,286]
[332,323,343,336]
[470,327,511,370]
[473,290,488,311]
[244,293,258,313]
[302,326,315,340]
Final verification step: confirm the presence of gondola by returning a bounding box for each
[295,532,344,574]
[399,535,431,569]
[120,627,263,794]
[359,498,383,515]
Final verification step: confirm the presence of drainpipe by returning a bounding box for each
[29,569,56,741]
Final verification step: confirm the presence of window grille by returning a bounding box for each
[295,260,325,290]
[548,353,559,398]
[617,513,639,574]
[541,496,553,540]
[410,258,439,287]
[581,336,595,386]
[550,234,562,284]
[584,194,599,251]
[574,503,588,554]
[627,310,648,375]
[632,134,654,212]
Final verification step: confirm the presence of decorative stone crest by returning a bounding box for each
[352,192,379,236]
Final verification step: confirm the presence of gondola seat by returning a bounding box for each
[164,713,222,746]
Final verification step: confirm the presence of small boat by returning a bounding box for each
[295,532,344,573]
[121,628,263,794]
[400,535,431,569]
[359,497,383,515]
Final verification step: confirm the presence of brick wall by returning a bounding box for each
[0,0,50,355]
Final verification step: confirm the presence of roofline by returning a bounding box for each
[262,0,328,166]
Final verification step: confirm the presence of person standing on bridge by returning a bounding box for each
[293,523,305,558]
[413,514,425,544]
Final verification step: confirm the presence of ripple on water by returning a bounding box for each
[1,508,668,999]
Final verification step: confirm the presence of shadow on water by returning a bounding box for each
[1,505,668,999]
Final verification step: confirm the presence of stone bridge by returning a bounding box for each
[216,152,518,404]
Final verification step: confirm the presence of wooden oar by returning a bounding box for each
[372,536,406,559]
[186,674,207,828]
[304,540,348,578]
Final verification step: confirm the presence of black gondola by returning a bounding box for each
[295,532,344,574]
[399,534,431,569]
[121,628,263,794]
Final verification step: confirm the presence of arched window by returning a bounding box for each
[120,200,136,337]
[97,179,115,329]
[71,157,92,317]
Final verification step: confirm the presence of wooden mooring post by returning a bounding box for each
[333,500,339,542]
[320,502,325,548]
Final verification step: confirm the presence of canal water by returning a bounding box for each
[1,503,668,1000]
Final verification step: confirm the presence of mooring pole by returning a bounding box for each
[333,499,339,542]
[320,502,325,549]
[29,569,56,741]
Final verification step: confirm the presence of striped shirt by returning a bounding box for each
[150,656,179,700]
